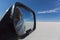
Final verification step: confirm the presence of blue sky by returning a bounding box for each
[0,0,60,21]
[18,0,60,22]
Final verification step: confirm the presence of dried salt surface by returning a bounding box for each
[19,22,60,40]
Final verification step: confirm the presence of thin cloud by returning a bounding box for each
[37,7,60,14]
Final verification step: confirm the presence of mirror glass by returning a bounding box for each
[19,7,34,31]
[13,7,34,36]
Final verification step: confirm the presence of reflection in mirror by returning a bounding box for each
[13,7,34,37]
[13,7,25,36]
[19,7,34,32]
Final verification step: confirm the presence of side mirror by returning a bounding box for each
[0,2,36,39]
[13,2,36,39]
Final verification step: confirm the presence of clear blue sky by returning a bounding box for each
[0,0,60,22]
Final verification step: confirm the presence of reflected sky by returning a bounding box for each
[19,7,34,22]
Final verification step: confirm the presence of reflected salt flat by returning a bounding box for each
[19,22,60,40]
[24,22,34,31]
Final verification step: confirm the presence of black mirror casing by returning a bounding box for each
[0,2,36,40]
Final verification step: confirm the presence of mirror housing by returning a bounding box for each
[0,2,36,39]
[14,2,36,39]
